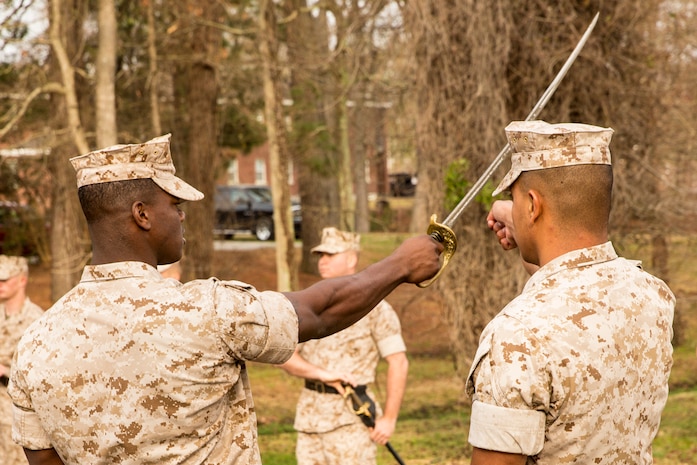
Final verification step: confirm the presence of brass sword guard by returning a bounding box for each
[418,214,457,288]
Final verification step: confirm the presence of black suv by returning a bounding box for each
[213,185,301,241]
[388,172,417,197]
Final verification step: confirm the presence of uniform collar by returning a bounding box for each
[80,261,162,282]
[526,241,619,289]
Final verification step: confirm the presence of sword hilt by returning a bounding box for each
[418,214,457,288]
[342,386,407,465]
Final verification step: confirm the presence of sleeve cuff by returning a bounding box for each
[12,404,53,450]
[256,291,298,364]
[377,334,406,357]
[468,400,546,456]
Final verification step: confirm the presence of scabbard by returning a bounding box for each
[385,441,406,465]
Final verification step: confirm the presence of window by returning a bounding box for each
[255,159,267,185]
[227,160,239,185]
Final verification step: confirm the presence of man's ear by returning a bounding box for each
[132,200,152,231]
[527,189,543,223]
[347,251,359,270]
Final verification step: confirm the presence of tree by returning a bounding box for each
[259,0,297,291]
[283,1,339,273]
[168,0,223,282]
[47,0,91,301]
[283,1,398,272]
[95,0,117,147]
[404,0,672,380]
[403,0,526,379]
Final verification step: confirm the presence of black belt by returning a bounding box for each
[304,380,366,395]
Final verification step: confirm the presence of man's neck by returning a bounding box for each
[2,294,26,316]
[538,237,608,268]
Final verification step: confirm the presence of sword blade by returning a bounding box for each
[441,12,599,228]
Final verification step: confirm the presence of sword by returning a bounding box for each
[343,385,406,465]
[418,12,600,288]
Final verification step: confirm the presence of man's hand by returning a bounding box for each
[389,234,444,284]
[487,200,517,250]
[370,416,396,445]
[487,200,539,275]
[315,369,356,396]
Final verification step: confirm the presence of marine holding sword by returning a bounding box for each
[469,120,675,464]
[7,135,442,465]
[278,227,408,465]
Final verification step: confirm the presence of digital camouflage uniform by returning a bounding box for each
[466,242,675,464]
[294,299,405,465]
[1,297,43,465]
[9,262,297,465]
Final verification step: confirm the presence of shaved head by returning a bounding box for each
[516,164,613,235]
[78,178,161,224]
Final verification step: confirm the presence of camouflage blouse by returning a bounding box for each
[10,261,297,465]
[294,299,405,433]
[466,242,675,464]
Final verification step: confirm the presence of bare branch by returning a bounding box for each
[0,82,64,139]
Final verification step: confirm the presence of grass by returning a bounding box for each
[653,388,697,464]
[253,357,697,464]
[250,232,697,464]
[252,357,471,465]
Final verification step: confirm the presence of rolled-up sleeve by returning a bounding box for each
[216,281,298,365]
[12,403,53,450]
[469,400,545,455]
[372,301,406,357]
[8,362,54,450]
[466,316,549,456]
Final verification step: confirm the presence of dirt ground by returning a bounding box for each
[25,244,452,356]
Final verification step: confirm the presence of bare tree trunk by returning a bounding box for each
[49,0,89,155]
[405,0,524,379]
[171,0,221,282]
[95,0,117,147]
[352,104,369,233]
[284,2,338,274]
[259,0,297,291]
[146,0,161,136]
[48,0,90,300]
[405,0,670,383]
[337,97,354,231]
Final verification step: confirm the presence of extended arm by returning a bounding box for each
[284,235,442,342]
[24,448,65,465]
[471,447,527,465]
[370,351,408,445]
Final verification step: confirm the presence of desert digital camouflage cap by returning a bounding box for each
[69,134,204,201]
[493,120,614,196]
[0,255,28,280]
[311,227,361,255]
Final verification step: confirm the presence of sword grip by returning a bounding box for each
[418,214,457,288]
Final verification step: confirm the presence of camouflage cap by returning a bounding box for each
[69,134,204,201]
[0,255,28,280]
[493,120,614,196]
[311,227,361,255]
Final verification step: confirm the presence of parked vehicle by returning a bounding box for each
[389,172,417,197]
[213,185,301,241]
